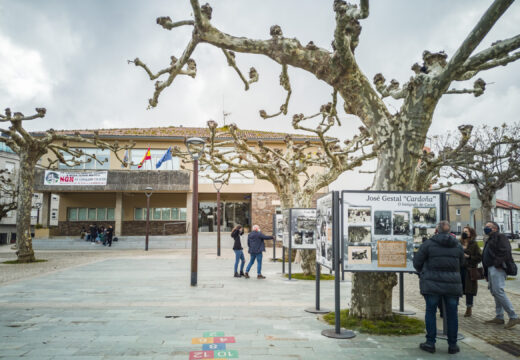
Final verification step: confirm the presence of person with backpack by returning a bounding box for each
[231,225,245,278]
[482,221,519,329]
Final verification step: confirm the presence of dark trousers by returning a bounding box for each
[424,294,459,346]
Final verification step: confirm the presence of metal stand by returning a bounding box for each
[392,272,416,316]
[436,296,464,341]
[282,246,285,274]
[305,262,331,314]
[321,192,355,339]
[284,235,296,281]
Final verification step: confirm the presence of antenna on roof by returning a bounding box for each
[222,95,231,126]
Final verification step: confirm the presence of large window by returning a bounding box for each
[59,148,110,170]
[134,207,186,221]
[198,147,254,184]
[68,207,114,221]
[130,149,180,170]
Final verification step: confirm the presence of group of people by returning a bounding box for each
[231,224,273,279]
[414,220,519,354]
[81,224,115,247]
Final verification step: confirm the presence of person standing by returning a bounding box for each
[244,225,273,279]
[413,221,464,354]
[482,221,519,329]
[460,226,482,317]
[106,225,114,247]
[231,225,245,277]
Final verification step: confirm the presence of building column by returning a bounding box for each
[41,192,51,228]
[115,192,123,236]
[186,192,193,235]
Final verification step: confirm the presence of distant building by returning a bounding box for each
[447,189,520,235]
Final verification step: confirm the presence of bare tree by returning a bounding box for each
[0,168,17,221]
[173,107,374,275]
[131,0,520,318]
[433,123,520,223]
[0,108,133,263]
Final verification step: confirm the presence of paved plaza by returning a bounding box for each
[0,237,519,359]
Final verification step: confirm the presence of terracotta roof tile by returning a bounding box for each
[448,189,520,209]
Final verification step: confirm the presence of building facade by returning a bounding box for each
[32,127,327,237]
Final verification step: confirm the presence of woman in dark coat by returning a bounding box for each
[231,225,245,278]
[460,226,482,317]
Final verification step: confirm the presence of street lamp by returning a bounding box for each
[186,137,206,286]
[33,202,42,225]
[213,179,224,256]
[145,186,153,251]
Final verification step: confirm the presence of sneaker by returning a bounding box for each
[234,272,240,278]
[239,271,244,277]
[448,345,460,354]
[484,317,505,325]
[244,272,250,279]
[504,318,520,329]
[419,342,435,353]
[257,275,266,279]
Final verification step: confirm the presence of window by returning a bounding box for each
[0,143,15,153]
[67,207,115,221]
[130,149,180,170]
[107,208,115,221]
[59,148,110,170]
[456,208,461,216]
[457,223,462,233]
[134,207,187,221]
[198,147,254,184]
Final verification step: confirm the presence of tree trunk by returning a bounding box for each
[350,110,432,319]
[15,153,37,263]
[481,201,494,224]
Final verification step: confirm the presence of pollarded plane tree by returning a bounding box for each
[172,107,375,276]
[131,0,520,319]
[0,108,133,263]
[432,123,520,223]
[0,168,17,222]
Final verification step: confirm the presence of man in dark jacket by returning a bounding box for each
[413,221,464,354]
[244,225,273,279]
[482,221,519,329]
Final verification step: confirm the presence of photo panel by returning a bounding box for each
[348,245,372,265]
[291,209,316,249]
[412,207,437,227]
[413,226,436,243]
[393,211,411,236]
[348,226,372,244]
[347,207,372,225]
[275,214,284,241]
[316,193,334,269]
[374,210,392,235]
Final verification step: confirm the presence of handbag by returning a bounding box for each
[469,267,485,281]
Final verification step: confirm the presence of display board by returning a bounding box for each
[316,193,334,269]
[342,191,442,272]
[274,214,283,241]
[44,170,108,186]
[282,209,290,247]
[290,209,317,249]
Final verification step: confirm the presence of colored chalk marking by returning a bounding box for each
[212,336,235,344]
[203,343,226,351]
[213,350,239,359]
[203,331,225,337]
[189,350,213,359]
[192,337,214,344]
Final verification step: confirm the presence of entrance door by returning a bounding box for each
[198,201,250,232]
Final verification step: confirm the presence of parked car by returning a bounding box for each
[504,232,519,240]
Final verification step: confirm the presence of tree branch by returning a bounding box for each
[259,64,291,119]
[156,16,194,30]
[445,78,486,97]
[222,49,258,90]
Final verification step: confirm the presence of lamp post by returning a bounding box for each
[186,137,205,286]
[145,186,153,251]
[213,179,224,256]
[34,202,42,225]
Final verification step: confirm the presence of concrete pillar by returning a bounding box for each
[41,192,51,227]
[186,192,193,235]
[115,192,123,236]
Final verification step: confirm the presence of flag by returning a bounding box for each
[137,147,152,169]
[156,146,172,169]
[121,150,129,168]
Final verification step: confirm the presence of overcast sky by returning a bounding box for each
[1,0,519,190]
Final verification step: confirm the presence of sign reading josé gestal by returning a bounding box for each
[44,170,108,186]
[342,191,442,272]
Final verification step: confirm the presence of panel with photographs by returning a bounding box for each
[342,191,442,272]
[274,214,283,241]
[291,209,317,249]
[282,209,290,247]
[316,193,334,269]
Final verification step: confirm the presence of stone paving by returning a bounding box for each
[0,238,518,359]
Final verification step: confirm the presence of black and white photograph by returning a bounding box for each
[290,209,316,249]
[275,214,283,241]
[413,226,436,243]
[412,207,437,227]
[348,226,371,244]
[348,245,372,265]
[282,209,290,247]
[374,211,392,235]
[316,194,333,269]
[347,207,371,224]
[393,211,411,236]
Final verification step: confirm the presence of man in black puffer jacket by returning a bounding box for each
[413,221,464,354]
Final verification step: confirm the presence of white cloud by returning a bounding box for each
[0,33,52,104]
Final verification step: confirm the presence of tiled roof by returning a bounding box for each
[30,126,320,141]
[448,189,520,210]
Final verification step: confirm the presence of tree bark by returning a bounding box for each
[15,152,37,263]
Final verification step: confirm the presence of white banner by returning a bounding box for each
[44,170,108,186]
